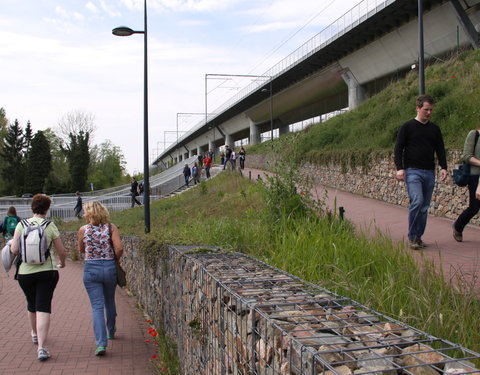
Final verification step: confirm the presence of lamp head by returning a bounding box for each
[112,26,135,36]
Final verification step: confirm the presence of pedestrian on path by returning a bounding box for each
[203,153,212,178]
[74,191,82,219]
[453,129,480,242]
[78,201,124,356]
[1,206,21,240]
[10,194,67,361]
[130,177,142,207]
[183,163,191,186]
[394,94,448,250]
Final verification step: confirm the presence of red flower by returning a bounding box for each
[150,331,158,337]
[151,355,157,359]
[145,339,151,343]
[146,319,152,323]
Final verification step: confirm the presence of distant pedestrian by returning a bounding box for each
[203,153,212,178]
[220,152,225,165]
[394,95,447,250]
[2,206,21,241]
[453,128,480,242]
[10,194,67,361]
[192,162,201,185]
[183,164,191,186]
[78,201,124,357]
[239,147,246,169]
[223,145,232,170]
[231,149,236,169]
[138,182,144,195]
[130,177,141,208]
[74,191,82,219]
[197,153,203,167]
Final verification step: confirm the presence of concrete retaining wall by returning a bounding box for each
[245,150,478,226]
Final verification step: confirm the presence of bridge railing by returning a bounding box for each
[175,0,395,142]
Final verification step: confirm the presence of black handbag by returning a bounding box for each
[108,224,127,287]
[452,163,470,187]
[453,131,479,187]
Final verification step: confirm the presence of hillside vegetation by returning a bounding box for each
[248,48,480,163]
[60,49,480,361]
[61,169,480,357]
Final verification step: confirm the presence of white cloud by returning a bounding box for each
[99,0,122,17]
[177,19,209,27]
[86,2,99,13]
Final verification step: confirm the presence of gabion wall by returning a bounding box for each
[61,233,480,375]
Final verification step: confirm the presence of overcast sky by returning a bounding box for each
[1,0,360,174]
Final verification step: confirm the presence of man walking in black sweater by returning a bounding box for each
[394,95,448,250]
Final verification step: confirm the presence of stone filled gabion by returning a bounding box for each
[59,235,480,375]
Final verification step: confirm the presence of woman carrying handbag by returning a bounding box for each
[78,201,124,356]
[453,129,480,242]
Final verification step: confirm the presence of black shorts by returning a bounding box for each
[17,270,59,313]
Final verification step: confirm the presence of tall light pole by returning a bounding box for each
[113,0,150,234]
[418,0,425,95]
[261,80,274,142]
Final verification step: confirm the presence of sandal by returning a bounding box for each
[31,332,38,345]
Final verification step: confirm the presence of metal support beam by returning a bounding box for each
[450,0,480,48]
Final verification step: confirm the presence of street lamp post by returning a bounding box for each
[418,0,425,95]
[112,0,150,234]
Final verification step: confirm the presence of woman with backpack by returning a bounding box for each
[2,206,21,240]
[78,201,124,357]
[10,194,67,361]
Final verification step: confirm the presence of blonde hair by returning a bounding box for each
[83,201,110,226]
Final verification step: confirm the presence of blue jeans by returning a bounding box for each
[83,260,117,347]
[405,168,435,241]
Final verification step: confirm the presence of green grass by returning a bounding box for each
[61,172,480,356]
[247,48,480,165]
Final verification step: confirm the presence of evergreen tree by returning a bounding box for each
[63,130,90,192]
[24,131,52,194]
[43,128,70,194]
[0,119,25,195]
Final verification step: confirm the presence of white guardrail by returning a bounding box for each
[0,156,200,222]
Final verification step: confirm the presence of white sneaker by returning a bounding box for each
[37,348,50,361]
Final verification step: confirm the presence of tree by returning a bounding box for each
[63,131,90,192]
[88,140,127,190]
[57,110,95,146]
[0,119,25,195]
[43,128,71,194]
[24,131,52,194]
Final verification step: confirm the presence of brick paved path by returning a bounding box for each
[244,168,480,296]
[0,259,155,375]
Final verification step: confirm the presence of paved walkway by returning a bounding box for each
[0,259,156,375]
[244,168,480,296]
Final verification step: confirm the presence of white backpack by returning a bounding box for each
[19,219,52,264]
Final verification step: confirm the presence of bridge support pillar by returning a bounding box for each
[208,140,214,155]
[197,145,204,156]
[450,0,480,49]
[225,134,233,148]
[278,121,290,137]
[341,69,365,109]
[249,120,261,145]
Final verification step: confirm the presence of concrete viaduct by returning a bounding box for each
[153,0,480,168]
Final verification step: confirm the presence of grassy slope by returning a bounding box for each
[60,50,480,357]
[61,172,480,355]
[248,49,480,161]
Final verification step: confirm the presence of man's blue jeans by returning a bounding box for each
[405,168,435,241]
[83,260,117,347]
